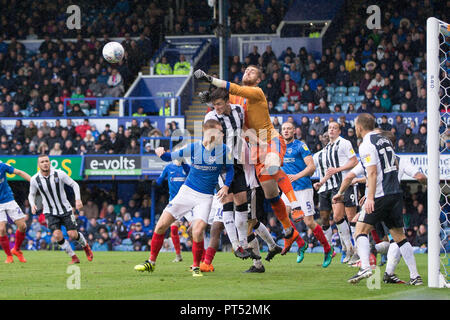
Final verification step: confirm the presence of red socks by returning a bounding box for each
[170,226,181,255]
[204,247,216,265]
[149,233,165,262]
[371,229,382,244]
[200,247,206,262]
[15,230,25,251]
[289,220,305,247]
[313,224,331,253]
[0,235,11,256]
[192,240,204,267]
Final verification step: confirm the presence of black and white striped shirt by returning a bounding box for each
[313,136,356,193]
[359,132,401,198]
[204,103,245,162]
[29,169,81,216]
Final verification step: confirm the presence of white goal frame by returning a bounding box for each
[426,17,449,288]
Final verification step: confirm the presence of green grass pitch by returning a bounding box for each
[0,251,448,300]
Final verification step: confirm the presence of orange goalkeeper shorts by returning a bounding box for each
[251,136,286,182]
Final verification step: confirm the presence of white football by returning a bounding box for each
[102,41,124,64]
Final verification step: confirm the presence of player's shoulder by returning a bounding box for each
[204,110,217,121]
[30,172,40,182]
[230,103,244,111]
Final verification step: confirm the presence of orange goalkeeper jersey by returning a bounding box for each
[227,82,278,142]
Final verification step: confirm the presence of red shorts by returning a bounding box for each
[251,136,286,181]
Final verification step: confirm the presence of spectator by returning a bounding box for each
[309,116,324,135]
[173,54,191,75]
[68,104,86,117]
[84,200,99,220]
[126,139,140,154]
[300,83,314,104]
[76,119,91,139]
[107,69,124,97]
[315,99,331,114]
[49,142,63,155]
[113,218,128,240]
[379,90,392,112]
[414,224,427,248]
[314,83,328,106]
[155,56,172,75]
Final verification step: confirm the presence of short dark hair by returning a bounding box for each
[209,88,229,103]
[203,119,221,130]
[356,113,375,131]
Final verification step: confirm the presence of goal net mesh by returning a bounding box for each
[437,20,449,286]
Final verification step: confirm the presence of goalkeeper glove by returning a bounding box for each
[199,91,211,103]
[194,69,213,83]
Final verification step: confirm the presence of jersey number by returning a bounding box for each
[379,146,396,174]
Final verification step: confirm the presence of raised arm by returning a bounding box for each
[194,69,264,101]
[14,168,31,182]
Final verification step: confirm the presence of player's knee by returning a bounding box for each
[264,152,281,175]
[267,195,280,204]
[15,220,27,232]
[67,230,78,240]
[223,202,234,212]
[0,223,6,236]
[235,203,248,213]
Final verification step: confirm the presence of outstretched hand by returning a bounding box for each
[194,69,212,83]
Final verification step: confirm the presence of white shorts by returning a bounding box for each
[207,195,223,225]
[182,210,195,223]
[0,200,26,223]
[281,188,315,217]
[165,185,213,224]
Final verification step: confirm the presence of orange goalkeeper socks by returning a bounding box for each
[269,196,291,230]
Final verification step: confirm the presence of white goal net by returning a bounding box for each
[427,17,449,288]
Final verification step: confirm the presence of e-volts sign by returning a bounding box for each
[84,156,142,175]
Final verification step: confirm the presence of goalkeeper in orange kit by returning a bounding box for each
[194,66,305,253]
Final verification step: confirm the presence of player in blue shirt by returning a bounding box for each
[0,163,31,264]
[135,119,234,276]
[154,154,190,263]
[280,122,334,267]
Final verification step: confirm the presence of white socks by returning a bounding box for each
[254,221,276,250]
[375,241,390,255]
[336,219,353,252]
[323,225,332,246]
[356,235,371,269]
[385,241,401,275]
[59,239,75,257]
[235,210,249,249]
[248,235,262,268]
[222,210,240,251]
[76,232,87,247]
[397,240,420,279]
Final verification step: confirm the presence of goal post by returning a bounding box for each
[426,17,449,288]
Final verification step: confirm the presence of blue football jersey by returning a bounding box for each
[282,140,313,191]
[156,163,189,201]
[162,142,234,195]
[0,163,15,204]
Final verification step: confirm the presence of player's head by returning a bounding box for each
[37,155,51,173]
[281,121,295,142]
[210,88,230,115]
[327,121,341,140]
[242,65,262,86]
[355,113,375,139]
[203,119,223,147]
[374,128,396,145]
